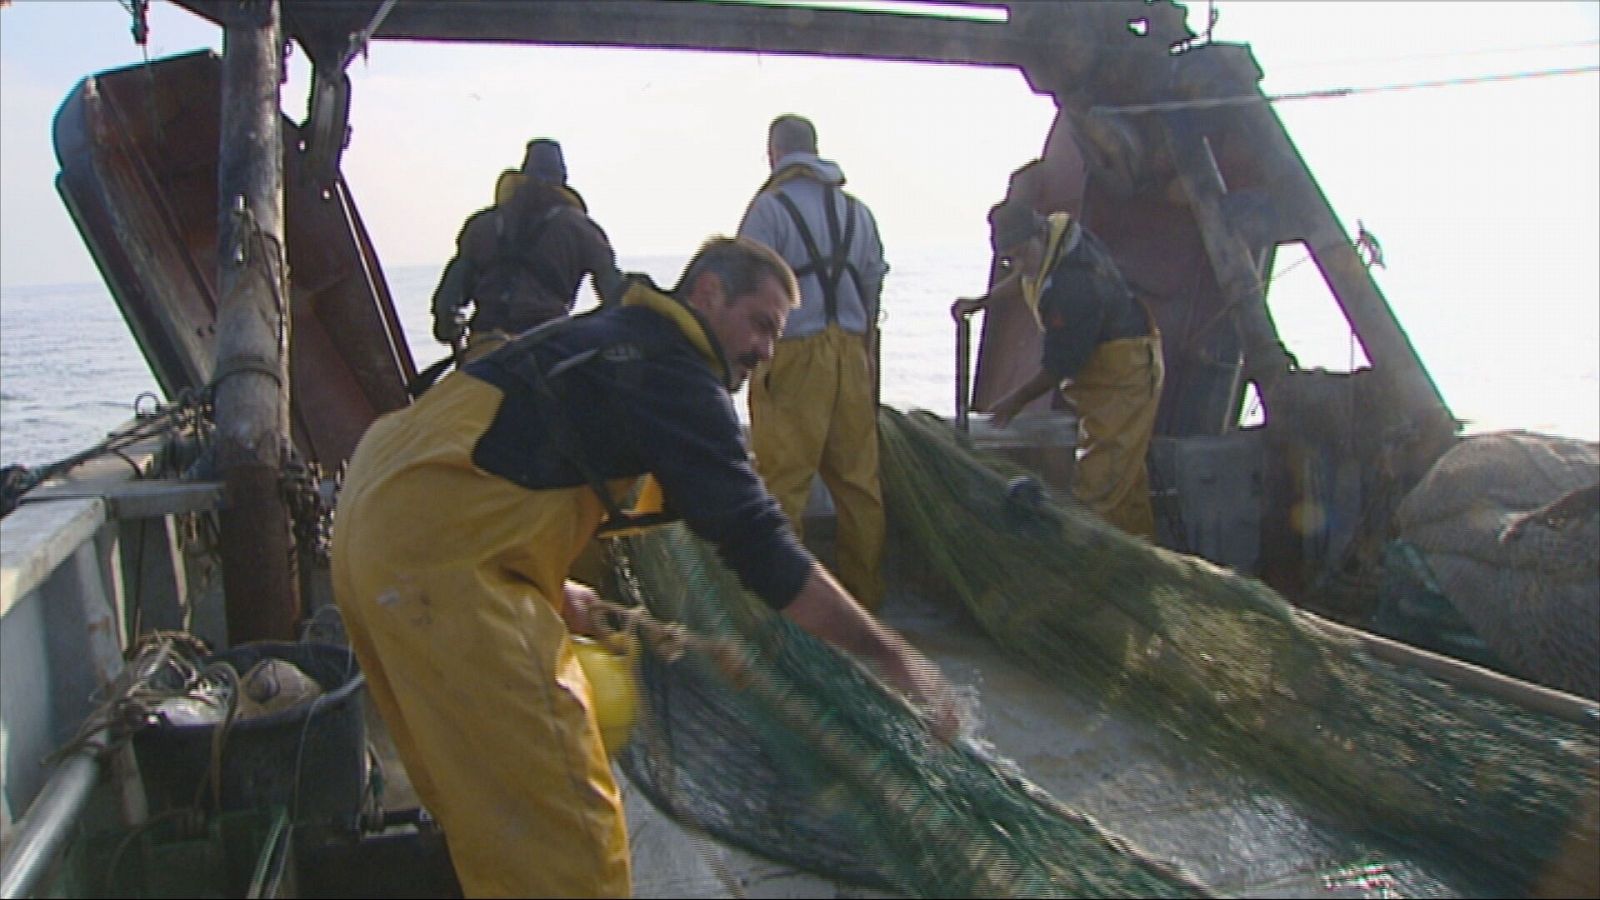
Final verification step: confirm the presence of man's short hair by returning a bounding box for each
[678,236,800,307]
[768,114,818,157]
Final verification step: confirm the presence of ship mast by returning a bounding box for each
[211,0,299,642]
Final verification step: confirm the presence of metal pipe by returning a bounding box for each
[953,304,973,433]
[0,735,107,900]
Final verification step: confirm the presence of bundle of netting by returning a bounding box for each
[877,407,1598,896]
[609,523,1213,899]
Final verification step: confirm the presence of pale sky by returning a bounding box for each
[2,0,1598,437]
[2,1,1594,277]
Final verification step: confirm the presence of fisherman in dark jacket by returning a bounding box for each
[336,236,957,897]
[431,139,623,361]
[954,200,1164,538]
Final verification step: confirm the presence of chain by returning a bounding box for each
[282,447,333,568]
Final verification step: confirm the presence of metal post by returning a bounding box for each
[0,736,106,899]
[954,305,973,433]
[213,0,299,643]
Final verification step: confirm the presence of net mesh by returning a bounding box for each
[613,523,1210,898]
[608,407,1597,898]
[1391,430,1599,699]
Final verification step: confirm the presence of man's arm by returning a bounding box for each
[575,216,625,308]
[619,347,959,738]
[859,208,889,398]
[984,367,1061,428]
[735,193,787,249]
[781,563,960,739]
[951,266,1026,320]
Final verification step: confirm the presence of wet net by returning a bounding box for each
[611,522,1210,898]
[1388,430,1599,699]
[877,408,1597,893]
[609,407,1598,898]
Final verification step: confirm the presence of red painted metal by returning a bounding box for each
[52,50,415,470]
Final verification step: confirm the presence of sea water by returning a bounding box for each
[3,243,1596,470]
[0,245,990,469]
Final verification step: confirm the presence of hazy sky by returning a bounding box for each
[2,1,1594,277]
[2,0,1597,437]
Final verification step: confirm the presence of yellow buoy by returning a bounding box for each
[571,635,639,756]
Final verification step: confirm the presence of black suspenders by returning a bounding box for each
[772,186,862,324]
[482,317,682,537]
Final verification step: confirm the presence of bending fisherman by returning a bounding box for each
[954,200,1165,539]
[335,236,957,897]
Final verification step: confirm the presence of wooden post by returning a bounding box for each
[1164,114,1295,404]
[214,0,299,643]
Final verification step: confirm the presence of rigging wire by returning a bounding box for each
[1263,37,1600,73]
[1091,63,1600,116]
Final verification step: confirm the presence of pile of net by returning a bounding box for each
[609,522,1211,898]
[1386,430,1599,700]
[873,407,1597,896]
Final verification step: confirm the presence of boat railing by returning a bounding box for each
[0,428,223,898]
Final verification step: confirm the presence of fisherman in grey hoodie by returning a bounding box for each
[738,114,891,610]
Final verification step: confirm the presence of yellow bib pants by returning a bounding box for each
[1062,333,1165,540]
[331,374,631,897]
[749,325,886,610]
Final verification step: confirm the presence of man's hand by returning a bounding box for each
[430,256,471,343]
[560,580,602,636]
[782,565,966,743]
[986,368,1062,430]
[900,651,964,742]
[433,315,464,345]
[987,395,1024,429]
[950,298,985,322]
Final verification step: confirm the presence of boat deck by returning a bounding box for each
[348,537,1480,900]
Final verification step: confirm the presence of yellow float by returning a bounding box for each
[571,635,639,756]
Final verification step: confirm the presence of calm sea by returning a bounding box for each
[3,244,1596,469]
[0,246,985,469]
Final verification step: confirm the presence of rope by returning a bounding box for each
[45,632,216,766]
[1090,63,1600,116]
[2,389,211,506]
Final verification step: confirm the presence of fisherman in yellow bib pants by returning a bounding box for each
[333,237,956,897]
[429,138,622,365]
[953,201,1164,539]
[738,114,890,609]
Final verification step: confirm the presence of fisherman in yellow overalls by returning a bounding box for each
[429,138,623,364]
[737,114,891,610]
[333,237,957,897]
[953,201,1164,538]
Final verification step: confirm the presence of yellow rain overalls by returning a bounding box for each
[743,162,887,610]
[749,324,885,608]
[1022,214,1164,539]
[332,371,631,898]
[333,284,749,897]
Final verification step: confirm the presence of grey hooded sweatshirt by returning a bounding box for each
[737,152,888,341]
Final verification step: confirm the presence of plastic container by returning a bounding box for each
[133,641,367,831]
[967,410,1079,497]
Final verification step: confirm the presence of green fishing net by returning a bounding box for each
[875,407,1597,895]
[607,407,1597,898]
[612,522,1209,898]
